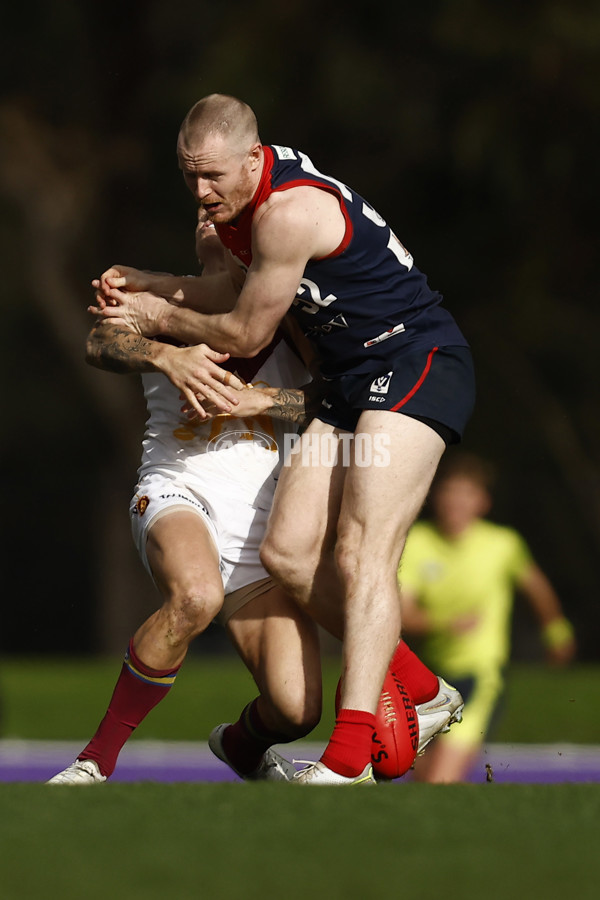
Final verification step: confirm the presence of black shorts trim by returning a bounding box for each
[404,414,456,446]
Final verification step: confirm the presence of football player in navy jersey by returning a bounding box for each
[92,93,473,785]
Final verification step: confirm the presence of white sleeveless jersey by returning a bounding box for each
[138,333,309,510]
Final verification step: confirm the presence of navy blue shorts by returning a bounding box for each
[316,345,475,444]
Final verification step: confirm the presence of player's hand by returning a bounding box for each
[158,343,245,419]
[92,265,161,296]
[181,383,274,422]
[88,287,169,336]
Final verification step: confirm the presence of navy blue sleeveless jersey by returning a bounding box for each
[216,145,469,380]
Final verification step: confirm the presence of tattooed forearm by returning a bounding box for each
[85,322,162,373]
[268,382,323,425]
[270,388,308,423]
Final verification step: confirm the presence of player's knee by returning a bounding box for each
[335,525,401,587]
[161,578,223,643]
[260,535,315,593]
[260,536,295,585]
[259,533,284,575]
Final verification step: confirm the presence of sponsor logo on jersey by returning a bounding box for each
[363,323,405,348]
[368,396,386,403]
[305,313,350,337]
[327,314,349,329]
[369,371,394,394]
[272,145,297,160]
[306,313,350,337]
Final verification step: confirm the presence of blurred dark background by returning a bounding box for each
[1,0,598,659]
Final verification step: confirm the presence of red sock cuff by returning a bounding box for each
[320,708,376,777]
[391,641,438,703]
[336,708,377,729]
[126,640,181,680]
[79,641,180,778]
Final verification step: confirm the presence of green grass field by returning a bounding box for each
[1,658,599,899]
[1,656,599,743]
[2,782,599,899]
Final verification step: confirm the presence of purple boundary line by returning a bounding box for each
[2,740,600,784]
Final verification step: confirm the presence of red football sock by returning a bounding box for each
[320,708,376,777]
[79,640,180,777]
[391,640,438,704]
[222,699,290,775]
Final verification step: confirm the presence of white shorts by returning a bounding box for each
[129,472,271,604]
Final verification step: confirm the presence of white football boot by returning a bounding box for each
[46,759,106,785]
[293,761,376,785]
[415,676,464,754]
[209,723,296,781]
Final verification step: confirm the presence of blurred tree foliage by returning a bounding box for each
[1,0,598,656]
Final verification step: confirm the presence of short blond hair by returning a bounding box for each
[179,93,259,152]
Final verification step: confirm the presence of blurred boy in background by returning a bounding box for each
[399,451,576,783]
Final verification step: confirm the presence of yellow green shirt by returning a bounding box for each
[399,519,532,675]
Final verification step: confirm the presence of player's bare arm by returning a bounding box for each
[93,211,235,312]
[183,378,324,426]
[517,563,577,665]
[94,252,241,315]
[86,320,164,373]
[86,320,245,417]
[91,185,345,356]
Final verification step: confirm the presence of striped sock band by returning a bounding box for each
[124,640,179,688]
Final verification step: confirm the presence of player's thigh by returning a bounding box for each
[338,410,446,561]
[226,584,322,712]
[264,417,347,557]
[146,510,222,599]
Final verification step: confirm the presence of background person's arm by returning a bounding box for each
[517,563,577,665]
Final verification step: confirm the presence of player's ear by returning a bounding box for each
[249,143,262,170]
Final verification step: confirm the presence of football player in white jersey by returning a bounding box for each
[47,216,324,784]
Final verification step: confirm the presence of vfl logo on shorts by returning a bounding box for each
[369,372,393,394]
[135,496,150,516]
